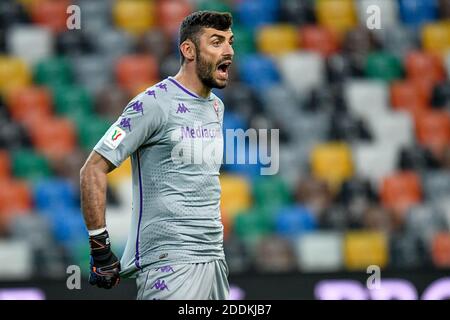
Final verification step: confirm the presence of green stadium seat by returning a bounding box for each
[252,176,292,209]
[11,148,52,181]
[74,114,111,151]
[197,0,232,13]
[34,57,73,88]
[230,25,256,57]
[365,52,403,82]
[52,84,93,118]
[233,207,274,244]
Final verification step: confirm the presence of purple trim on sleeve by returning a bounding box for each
[167,77,201,99]
[135,151,144,270]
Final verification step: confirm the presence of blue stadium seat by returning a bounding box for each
[398,0,438,28]
[235,0,280,30]
[275,205,317,238]
[238,54,280,91]
[33,178,78,211]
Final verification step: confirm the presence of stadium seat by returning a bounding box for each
[113,0,155,36]
[390,232,430,268]
[440,0,450,18]
[415,110,450,158]
[275,205,317,239]
[422,21,450,56]
[0,150,10,181]
[277,51,325,98]
[344,231,388,270]
[139,29,171,62]
[56,30,92,56]
[156,0,192,37]
[7,25,53,67]
[327,112,373,142]
[300,25,339,57]
[356,0,399,29]
[28,116,76,160]
[365,52,403,82]
[294,231,343,272]
[326,54,354,83]
[6,86,53,125]
[295,174,334,216]
[423,170,450,202]
[233,208,273,244]
[252,176,291,209]
[76,0,112,36]
[197,0,231,12]
[431,232,450,267]
[33,178,77,211]
[0,120,31,150]
[237,54,280,91]
[0,240,32,279]
[310,142,354,190]
[219,174,252,218]
[376,25,418,59]
[0,56,31,94]
[405,204,446,246]
[367,111,414,149]
[11,148,51,181]
[344,80,389,118]
[398,0,437,28]
[405,51,445,83]
[34,56,73,88]
[95,85,129,122]
[74,114,110,151]
[228,25,255,57]
[41,206,87,245]
[257,24,298,56]
[352,143,397,186]
[71,54,112,94]
[89,29,134,63]
[0,1,30,30]
[115,54,159,94]
[52,85,93,119]
[316,0,357,36]
[398,144,440,171]
[235,0,280,30]
[391,80,429,116]
[431,81,450,107]
[224,235,252,273]
[254,235,297,272]
[0,179,32,216]
[30,0,70,33]
[381,171,422,214]
[280,0,315,25]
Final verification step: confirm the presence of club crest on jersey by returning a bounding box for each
[213,100,220,117]
[105,126,126,150]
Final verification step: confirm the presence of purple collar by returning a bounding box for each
[167,77,211,100]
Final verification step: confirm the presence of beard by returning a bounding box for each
[195,48,228,89]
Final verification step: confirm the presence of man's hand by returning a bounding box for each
[88,230,121,289]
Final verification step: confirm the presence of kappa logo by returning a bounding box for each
[104,126,126,150]
[151,279,169,291]
[176,103,190,114]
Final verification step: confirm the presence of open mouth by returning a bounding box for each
[217,61,232,75]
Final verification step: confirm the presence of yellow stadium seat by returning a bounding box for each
[316,0,357,36]
[113,0,155,36]
[311,142,354,191]
[107,157,132,188]
[344,231,388,270]
[0,56,31,95]
[422,21,450,57]
[257,24,299,56]
[220,174,252,219]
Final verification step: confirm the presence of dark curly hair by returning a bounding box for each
[179,11,233,64]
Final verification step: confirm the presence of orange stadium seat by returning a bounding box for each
[316,0,357,36]
[344,231,388,270]
[405,51,445,84]
[113,0,155,36]
[431,232,450,268]
[0,56,32,94]
[415,110,450,158]
[391,80,430,116]
[257,24,299,56]
[421,21,450,56]
[300,25,339,57]
[311,142,354,191]
[156,0,193,37]
[381,171,422,215]
[0,179,32,216]
[0,151,11,180]
[115,54,159,94]
[6,86,52,125]
[30,0,71,33]
[28,117,77,160]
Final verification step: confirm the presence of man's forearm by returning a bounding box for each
[80,164,108,230]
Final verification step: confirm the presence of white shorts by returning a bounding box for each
[136,259,229,300]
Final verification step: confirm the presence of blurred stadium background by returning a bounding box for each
[0,0,450,300]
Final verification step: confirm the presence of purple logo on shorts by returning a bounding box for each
[151,279,169,291]
[156,83,167,92]
[156,266,174,273]
[119,117,131,131]
[146,89,156,99]
[128,100,144,115]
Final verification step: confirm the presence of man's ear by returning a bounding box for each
[180,40,196,62]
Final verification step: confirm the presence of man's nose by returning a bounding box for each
[223,42,234,58]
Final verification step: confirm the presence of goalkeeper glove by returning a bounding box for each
[88,230,121,289]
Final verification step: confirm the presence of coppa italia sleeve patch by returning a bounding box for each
[104,126,126,150]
